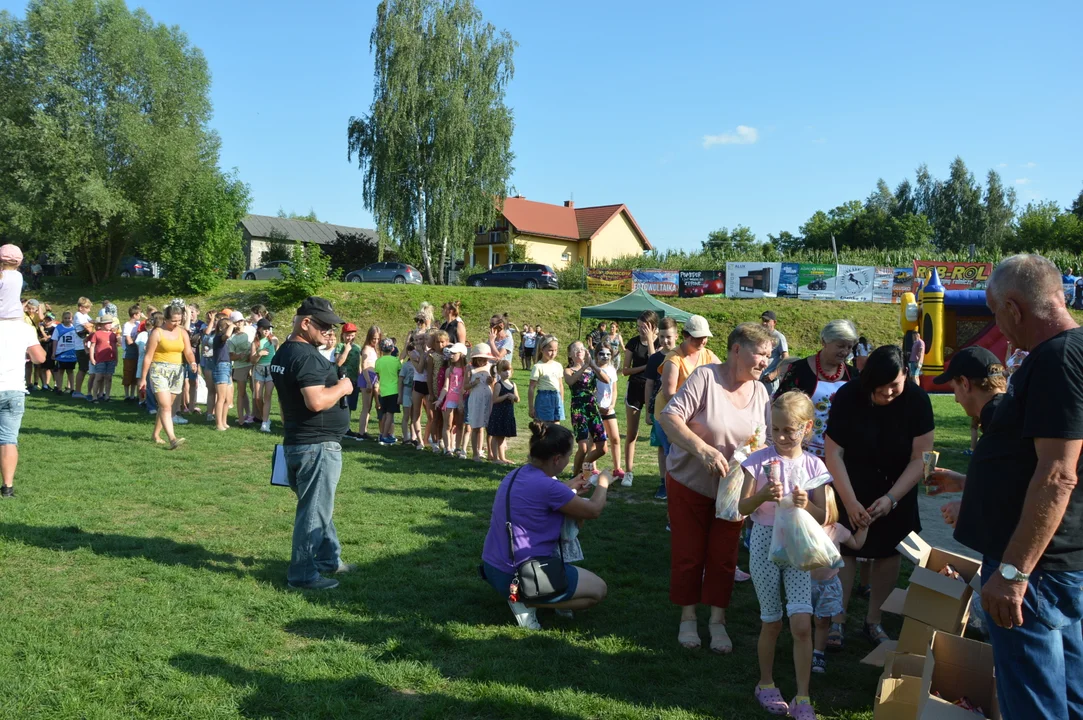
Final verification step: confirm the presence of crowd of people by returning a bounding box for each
[5,242,1081,719]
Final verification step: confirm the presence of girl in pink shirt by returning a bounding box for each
[738,391,829,720]
[438,343,467,457]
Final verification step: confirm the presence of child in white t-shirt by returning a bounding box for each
[0,244,25,321]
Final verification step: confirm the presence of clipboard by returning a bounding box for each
[270,444,290,487]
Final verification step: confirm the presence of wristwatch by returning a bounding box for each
[999,563,1029,583]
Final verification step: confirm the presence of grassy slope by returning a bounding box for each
[36,278,907,356]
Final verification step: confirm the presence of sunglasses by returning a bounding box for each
[309,318,335,335]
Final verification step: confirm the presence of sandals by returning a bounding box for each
[169,438,186,451]
[789,697,818,720]
[826,622,844,651]
[678,620,701,649]
[754,685,788,716]
[863,622,890,645]
[708,622,733,654]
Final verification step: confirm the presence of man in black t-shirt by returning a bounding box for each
[953,255,1083,719]
[271,297,355,591]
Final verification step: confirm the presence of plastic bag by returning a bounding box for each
[715,425,768,521]
[770,472,844,572]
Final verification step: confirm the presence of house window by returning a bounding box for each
[489,231,502,244]
[561,251,572,262]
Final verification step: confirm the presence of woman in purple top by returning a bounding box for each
[481,421,611,630]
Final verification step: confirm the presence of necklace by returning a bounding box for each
[815,352,844,382]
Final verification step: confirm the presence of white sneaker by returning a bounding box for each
[172,415,189,425]
[508,601,541,630]
[260,421,271,433]
[148,409,156,415]
[621,472,634,488]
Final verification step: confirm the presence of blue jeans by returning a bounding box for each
[0,390,26,445]
[982,557,1083,720]
[144,375,157,413]
[285,442,344,584]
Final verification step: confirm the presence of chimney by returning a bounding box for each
[564,200,574,208]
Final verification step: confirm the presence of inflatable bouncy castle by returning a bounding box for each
[900,268,1007,393]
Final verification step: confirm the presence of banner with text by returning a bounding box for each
[913,261,992,292]
[726,262,782,298]
[892,267,914,303]
[835,265,876,302]
[777,262,801,298]
[873,267,894,304]
[678,270,726,298]
[797,263,837,300]
[586,268,632,293]
[632,269,679,296]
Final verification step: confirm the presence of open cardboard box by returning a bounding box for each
[874,652,926,720]
[894,532,982,634]
[919,631,1000,719]
[862,617,939,667]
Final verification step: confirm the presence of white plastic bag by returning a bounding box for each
[714,424,768,521]
[769,472,844,572]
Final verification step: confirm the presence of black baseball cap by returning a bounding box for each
[761,310,777,321]
[933,346,1002,385]
[256,318,273,330]
[296,297,344,325]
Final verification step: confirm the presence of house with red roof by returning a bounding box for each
[471,196,652,270]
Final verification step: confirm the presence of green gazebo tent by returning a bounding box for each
[578,288,693,337]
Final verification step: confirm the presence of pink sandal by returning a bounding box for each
[788,697,817,720]
[754,685,788,716]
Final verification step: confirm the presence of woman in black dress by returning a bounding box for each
[823,345,934,645]
[620,310,658,485]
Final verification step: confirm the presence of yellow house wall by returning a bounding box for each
[589,212,646,262]
[517,234,577,269]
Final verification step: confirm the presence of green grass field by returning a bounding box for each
[0,366,973,719]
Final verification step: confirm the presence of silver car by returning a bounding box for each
[345,262,423,285]
[243,260,292,280]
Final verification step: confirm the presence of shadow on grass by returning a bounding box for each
[19,426,122,441]
[169,652,580,720]
[0,523,283,583]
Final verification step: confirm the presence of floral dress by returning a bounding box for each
[570,366,606,443]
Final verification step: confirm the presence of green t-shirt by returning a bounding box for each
[256,337,275,365]
[228,331,253,369]
[374,355,400,398]
[334,342,362,380]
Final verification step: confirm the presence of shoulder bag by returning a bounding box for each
[505,468,568,602]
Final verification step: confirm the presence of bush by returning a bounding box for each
[270,243,340,305]
[556,260,586,290]
[259,240,294,266]
[457,263,487,286]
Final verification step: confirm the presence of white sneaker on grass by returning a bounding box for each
[172,415,188,425]
[621,472,634,488]
[508,601,541,630]
[260,421,271,433]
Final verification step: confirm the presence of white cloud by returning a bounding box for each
[997,162,1008,168]
[1015,177,1031,185]
[1023,161,1038,168]
[702,125,759,148]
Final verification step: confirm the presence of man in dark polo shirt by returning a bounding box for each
[271,297,355,590]
[954,255,1083,720]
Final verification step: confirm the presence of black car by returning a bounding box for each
[468,263,558,289]
[120,256,153,277]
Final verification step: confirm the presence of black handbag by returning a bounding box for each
[505,468,568,602]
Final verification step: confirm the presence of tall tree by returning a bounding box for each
[1071,186,1083,221]
[930,157,985,251]
[347,0,515,284]
[0,0,230,284]
[982,169,1016,249]
[703,225,757,253]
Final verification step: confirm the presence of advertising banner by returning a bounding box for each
[678,270,726,298]
[726,262,782,299]
[797,264,837,300]
[835,265,876,302]
[892,267,914,303]
[586,268,632,293]
[777,262,800,298]
[913,261,992,292]
[632,269,679,297]
[873,267,894,304]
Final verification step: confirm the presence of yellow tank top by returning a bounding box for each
[153,330,184,364]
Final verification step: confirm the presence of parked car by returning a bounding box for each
[468,263,559,289]
[119,256,153,278]
[243,261,292,280]
[345,262,423,285]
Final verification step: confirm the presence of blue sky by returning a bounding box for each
[5,0,1082,252]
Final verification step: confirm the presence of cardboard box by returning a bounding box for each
[919,632,1000,720]
[897,618,937,656]
[874,652,926,720]
[895,532,982,634]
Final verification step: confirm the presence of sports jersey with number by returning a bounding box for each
[52,324,78,362]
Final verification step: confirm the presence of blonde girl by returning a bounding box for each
[810,484,867,674]
[529,335,564,422]
[592,344,624,477]
[565,341,606,477]
[737,391,829,719]
[427,329,450,451]
[466,344,495,461]
[437,342,467,456]
[210,317,236,431]
[409,331,432,449]
[357,325,381,439]
[486,359,519,464]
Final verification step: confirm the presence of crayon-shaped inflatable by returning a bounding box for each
[920,268,945,377]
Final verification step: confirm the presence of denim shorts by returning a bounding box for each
[213,361,233,385]
[0,390,26,445]
[909,362,922,378]
[534,389,565,422]
[186,365,199,381]
[92,360,117,376]
[811,576,844,618]
[252,364,272,383]
[481,561,579,605]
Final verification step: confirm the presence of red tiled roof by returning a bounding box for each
[497,197,652,250]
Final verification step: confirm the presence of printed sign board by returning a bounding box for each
[798,264,837,300]
[726,262,781,299]
[835,265,876,302]
[873,267,894,304]
[913,261,992,292]
[632,269,679,297]
[586,268,632,293]
[777,262,800,298]
[678,270,726,298]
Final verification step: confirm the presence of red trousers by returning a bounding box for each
[667,474,742,607]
